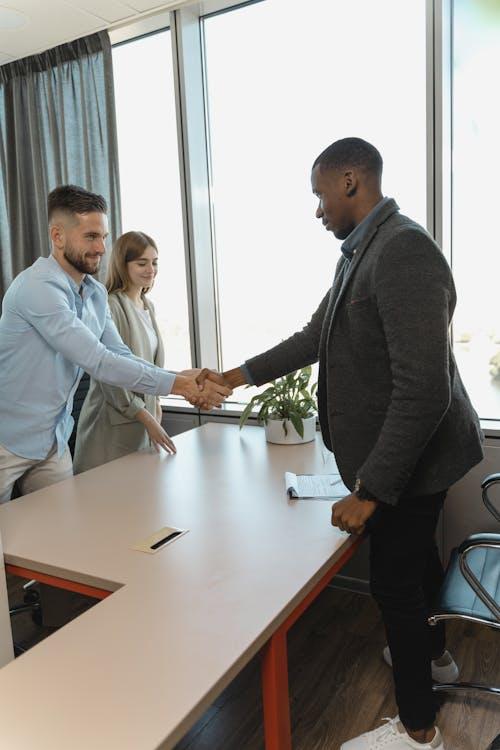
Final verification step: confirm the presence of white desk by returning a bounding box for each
[0,423,361,749]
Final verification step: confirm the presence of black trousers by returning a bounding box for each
[367,490,447,732]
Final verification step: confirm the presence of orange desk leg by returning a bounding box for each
[262,627,292,750]
[261,537,364,750]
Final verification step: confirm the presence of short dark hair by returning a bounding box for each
[47,184,107,222]
[312,137,383,179]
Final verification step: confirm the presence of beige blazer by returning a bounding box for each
[73,292,165,474]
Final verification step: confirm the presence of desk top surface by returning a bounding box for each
[0,423,353,750]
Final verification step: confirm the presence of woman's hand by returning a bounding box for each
[136,408,176,454]
[156,400,163,423]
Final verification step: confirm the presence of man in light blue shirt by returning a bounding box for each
[0,185,230,502]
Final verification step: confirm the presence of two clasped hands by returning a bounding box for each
[151,368,237,456]
[171,367,242,410]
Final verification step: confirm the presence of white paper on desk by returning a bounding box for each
[284,472,350,499]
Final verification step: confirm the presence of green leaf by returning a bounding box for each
[290,412,304,438]
[239,400,254,429]
[246,371,317,427]
[259,403,270,423]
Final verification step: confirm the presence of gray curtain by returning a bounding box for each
[0,31,121,298]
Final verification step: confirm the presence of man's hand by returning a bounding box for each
[196,367,247,390]
[172,372,232,409]
[196,368,231,389]
[331,493,378,535]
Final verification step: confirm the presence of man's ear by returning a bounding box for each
[345,170,358,197]
[49,222,65,249]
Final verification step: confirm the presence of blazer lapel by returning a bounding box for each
[326,199,400,338]
[144,298,165,367]
[117,292,146,359]
[319,255,350,356]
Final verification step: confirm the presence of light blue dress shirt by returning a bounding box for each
[0,255,175,460]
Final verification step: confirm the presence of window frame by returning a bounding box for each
[108,0,500,437]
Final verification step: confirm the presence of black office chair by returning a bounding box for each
[9,580,42,655]
[428,472,500,697]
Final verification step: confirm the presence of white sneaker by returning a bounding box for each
[340,716,445,749]
[382,647,459,684]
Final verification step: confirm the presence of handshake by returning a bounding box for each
[172,367,245,410]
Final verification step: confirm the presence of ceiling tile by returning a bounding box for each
[0,0,101,59]
[122,0,168,12]
[0,0,189,65]
[65,0,136,24]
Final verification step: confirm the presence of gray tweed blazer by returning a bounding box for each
[245,199,483,505]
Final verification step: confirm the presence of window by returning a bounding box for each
[452,0,500,420]
[112,30,192,371]
[202,0,427,400]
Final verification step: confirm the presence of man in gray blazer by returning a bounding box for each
[201,138,483,749]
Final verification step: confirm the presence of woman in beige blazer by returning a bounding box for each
[73,231,176,474]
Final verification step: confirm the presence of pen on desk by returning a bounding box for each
[329,478,342,486]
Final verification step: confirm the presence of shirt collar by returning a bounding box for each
[340,196,391,260]
[48,254,99,298]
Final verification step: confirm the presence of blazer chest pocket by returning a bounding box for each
[346,295,386,351]
[346,295,374,314]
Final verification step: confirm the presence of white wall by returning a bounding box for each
[443,437,500,560]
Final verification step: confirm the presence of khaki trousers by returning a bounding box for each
[0,443,73,503]
[0,443,74,627]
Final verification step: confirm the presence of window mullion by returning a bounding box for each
[171,6,220,372]
[428,0,452,264]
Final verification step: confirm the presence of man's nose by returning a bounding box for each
[96,239,106,255]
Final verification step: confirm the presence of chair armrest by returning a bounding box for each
[457,533,500,555]
[458,538,500,622]
[481,474,500,522]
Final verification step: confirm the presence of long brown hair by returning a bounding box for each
[106,231,158,296]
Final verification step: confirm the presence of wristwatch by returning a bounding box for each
[353,478,376,501]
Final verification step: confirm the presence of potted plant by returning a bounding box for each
[239,366,317,444]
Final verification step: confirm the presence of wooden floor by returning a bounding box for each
[7,576,500,750]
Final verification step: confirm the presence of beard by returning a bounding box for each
[63,243,101,275]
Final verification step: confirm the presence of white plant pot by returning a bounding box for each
[264,415,316,445]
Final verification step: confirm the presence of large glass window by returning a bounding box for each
[452,0,500,420]
[203,0,427,396]
[112,30,192,371]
